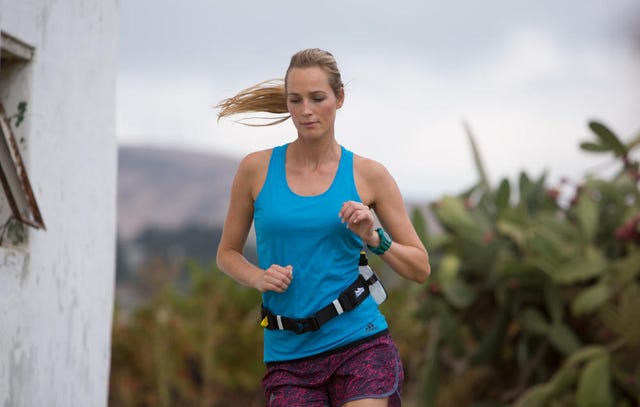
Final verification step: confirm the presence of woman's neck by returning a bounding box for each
[288,137,340,169]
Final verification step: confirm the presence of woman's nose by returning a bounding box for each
[301,100,312,115]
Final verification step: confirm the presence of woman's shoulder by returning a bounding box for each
[352,152,391,180]
[238,148,273,174]
[352,152,398,206]
[235,148,276,199]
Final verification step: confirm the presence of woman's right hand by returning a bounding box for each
[253,265,293,293]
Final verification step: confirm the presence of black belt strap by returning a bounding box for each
[261,275,370,334]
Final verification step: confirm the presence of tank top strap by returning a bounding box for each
[332,145,360,201]
[259,144,288,198]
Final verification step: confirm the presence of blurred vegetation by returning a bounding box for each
[110,258,264,406]
[413,120,640,407]
[110,120,640,406]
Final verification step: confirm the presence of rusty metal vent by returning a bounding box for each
[0,103,45,230]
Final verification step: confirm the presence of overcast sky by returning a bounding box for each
[117,0,640,201]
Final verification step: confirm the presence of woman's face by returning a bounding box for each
[286,67,344,140]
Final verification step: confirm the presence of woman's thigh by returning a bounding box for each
[330,334,403,407]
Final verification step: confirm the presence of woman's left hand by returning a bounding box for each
[338,201,378,247]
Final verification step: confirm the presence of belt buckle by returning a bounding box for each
[295,317,320,334]
[338,290,358,312]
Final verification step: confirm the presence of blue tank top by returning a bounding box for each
[254,143,388,362]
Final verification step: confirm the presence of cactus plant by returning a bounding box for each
[415,121,640,406]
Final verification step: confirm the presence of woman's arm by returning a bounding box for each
[216,151,293,293]
[342,156,431,283]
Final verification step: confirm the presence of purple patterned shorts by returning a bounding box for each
[262,333,403,407]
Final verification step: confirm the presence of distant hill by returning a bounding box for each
[117,145,239,240]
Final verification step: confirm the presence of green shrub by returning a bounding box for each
[412,121,640,406]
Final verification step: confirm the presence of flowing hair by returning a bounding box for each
[216,48,344,126]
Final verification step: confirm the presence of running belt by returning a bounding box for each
[260,273,375,334]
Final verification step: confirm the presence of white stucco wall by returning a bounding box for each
[0,1,118,406]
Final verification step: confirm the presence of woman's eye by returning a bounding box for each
[289,99,301,104]
[312,97,325,102]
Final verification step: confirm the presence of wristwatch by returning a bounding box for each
[368,228,392,255]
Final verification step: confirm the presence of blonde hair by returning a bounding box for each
[216,48,344,126]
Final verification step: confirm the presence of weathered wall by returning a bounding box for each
[0,1,118,406]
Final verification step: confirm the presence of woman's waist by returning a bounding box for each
[262,271,359,318]
[263,303,388,363]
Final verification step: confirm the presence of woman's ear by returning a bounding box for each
[336,87,345,109]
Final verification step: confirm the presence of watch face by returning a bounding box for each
[369,228,391,254]
[378,228,391,249]
[377,228,390,243]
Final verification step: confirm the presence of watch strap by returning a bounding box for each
[368,227,392,255]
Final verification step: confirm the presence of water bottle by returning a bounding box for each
[358,251,388,305]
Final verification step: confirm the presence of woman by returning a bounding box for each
[216,48,430,407]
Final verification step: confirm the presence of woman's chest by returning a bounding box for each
[285,164,338,197]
